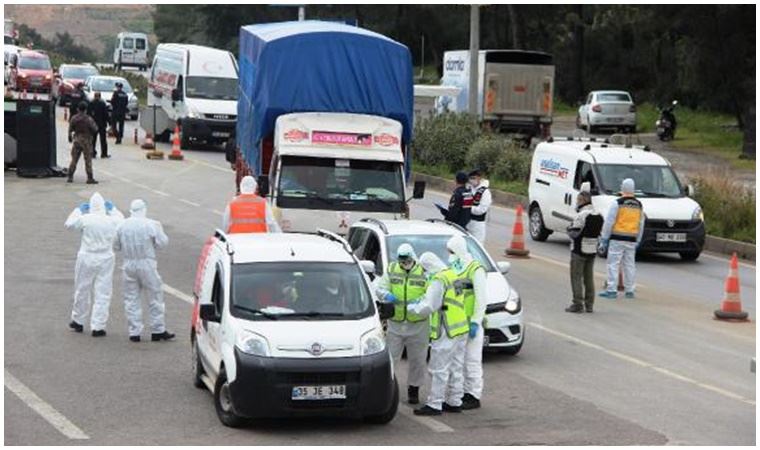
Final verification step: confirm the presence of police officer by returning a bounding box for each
[67,101,98,184]
[565,182,604,313]
[467,169,492,243]
[87,91,110,158]
[68,82,87,121]
[110,82,129,144]
[374,243,429,405]
[436,171,472,228]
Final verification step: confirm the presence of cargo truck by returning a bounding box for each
[230,21,424,234]
[439,50,555,140]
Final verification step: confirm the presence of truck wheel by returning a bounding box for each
[529,205,551,241]
[191,335,205,389]
[214,369,247,428]
[365,379,398,424]
[679,251,700,261]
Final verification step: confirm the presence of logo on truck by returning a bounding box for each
[539,158,569,179]
[284,128,309,143]
[373,133,400,147]
[445,58,466,72]
[312,131,372,147]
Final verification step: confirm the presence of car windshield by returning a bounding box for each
[278,156,405,213]
[598,93,631,102]
[185,76,238,100]
[18,56,51,70]
[385,234,496,272]
[90,78,132,93]
[595,164,683,197]
[230,262,373,321]
[61,66,98,80]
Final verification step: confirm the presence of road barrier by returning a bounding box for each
[714,252,749,321]
[506,204,530,257]
[168,125,184,161]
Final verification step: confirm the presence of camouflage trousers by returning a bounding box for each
[68,139,94,181]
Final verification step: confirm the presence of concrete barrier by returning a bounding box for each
[412,171,756,261]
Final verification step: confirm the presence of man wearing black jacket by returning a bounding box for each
[110,82,129,144]
[436,171,472,228]
[87,92,110,158]
[565,183,604,313]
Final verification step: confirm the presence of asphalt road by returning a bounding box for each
[4,108,756,445]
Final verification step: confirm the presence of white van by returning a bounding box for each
[528,137,706,260]
[113,32,149,71]
[191,229,398,427]
[148,43,238,147]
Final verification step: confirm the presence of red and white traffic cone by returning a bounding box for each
[506,204,530,257]
[714,253,749,321]
[168,124,184,161]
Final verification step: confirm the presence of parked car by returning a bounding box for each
[53,64,99,105]
[8,50,53,93]
[113,31,149,71]
[577,90,637,134]
[347,218,524,354]
[83,75,139,120]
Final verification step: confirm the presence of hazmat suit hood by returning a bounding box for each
[396,243,418,262]
[621,178,635,195]
[89,192,106,216]
[240,176,257,195]
[130,199,147,218]
[447,235,473,273]
[419,252,446,274]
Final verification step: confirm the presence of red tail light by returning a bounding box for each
[629,105,636,113]
[592,104,602,113]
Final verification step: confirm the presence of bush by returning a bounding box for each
[466,134,532,183]
[412,112,481,171]
[691,170,756,243]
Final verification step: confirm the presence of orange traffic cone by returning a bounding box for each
[168,125,184,161]
[714,253,749,321]
[506,204,530,257]
[141,131,156,150]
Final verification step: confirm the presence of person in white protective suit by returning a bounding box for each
[373,243,429,404]
[466,169,492,243]
[65,192,124,336]
[114,199,174,342]
[409,252,468,416]
[447,234,488,410]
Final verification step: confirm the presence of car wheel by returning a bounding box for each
[214,369,247,428]
[191,334,205,389]
[364,379,398,424]
[679,251,700,261]
[528,205,551,241]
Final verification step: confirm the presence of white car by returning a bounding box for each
[347,218,524,354]
[83,75,139,120]
[191,229,398,427]
[577,90,637,134]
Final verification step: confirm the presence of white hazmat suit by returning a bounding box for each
[467,179,492,243]
[114,199,169,337]
[222,175,281,233]
[409,252,466,411]
[600,178,645,296]
[65,192,124,331]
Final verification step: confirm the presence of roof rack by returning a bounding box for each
[425,218,469,235]
[316,228,352,253]
[359,217,388,234]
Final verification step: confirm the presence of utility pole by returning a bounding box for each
[468,5,480,115]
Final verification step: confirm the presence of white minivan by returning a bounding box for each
[148,43,238,147]
[528,137,706,260]
[191,229,398,427]
[113,32,149,71]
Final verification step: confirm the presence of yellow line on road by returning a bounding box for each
[528,321,755,406]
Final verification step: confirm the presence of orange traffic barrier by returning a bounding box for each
[168,124,184,161]
[141,131,156,150]
[505,204,530,257]
[714,253,749,321]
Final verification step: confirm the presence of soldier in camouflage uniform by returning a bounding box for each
[67,101,99,184]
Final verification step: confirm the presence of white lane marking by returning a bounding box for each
[186,157,232,173]
[397,404,454,433]
[211,209,224,216]
[162,284,194,304]
[180,198,201,207]
[528,322,756,406]
[528,253,648,289]
[4,370,90,440]
[701,251,756,269]
[152,190,170,197]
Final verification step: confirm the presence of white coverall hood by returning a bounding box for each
[130,199,147,218]
[397,243,418,262]
[89,192,106,216]
[240,175,258,195]
[621,178,635,195]
[419,252,446,274]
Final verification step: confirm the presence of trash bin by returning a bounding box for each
[15,99,64,177]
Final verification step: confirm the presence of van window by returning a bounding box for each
[347,228,368,254]
[574,161,596,191]
[211,268,224,314]
[123,38,134,50]
[136,38,146,50]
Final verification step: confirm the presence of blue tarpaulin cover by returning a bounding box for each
[237,21,413,174]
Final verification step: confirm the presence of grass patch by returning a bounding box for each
[553,99,577,116]
[413,162,529,197]
[691,170,756,243]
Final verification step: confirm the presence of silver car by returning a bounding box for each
[83,75,139,120]
[577,90,637,134]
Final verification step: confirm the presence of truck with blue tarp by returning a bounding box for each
[231,21,424,234]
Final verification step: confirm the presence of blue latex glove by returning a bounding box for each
[468,322,479,338]
[79,202,90,214]
[105,200,114,212]
[598,238,609,252]
[385,293,398,304]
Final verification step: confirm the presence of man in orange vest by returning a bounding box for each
[222,176,281,234]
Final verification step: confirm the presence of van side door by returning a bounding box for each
[135,37,147,65]
[197,252,225,380]
[570,160,598,217]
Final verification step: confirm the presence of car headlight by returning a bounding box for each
[236,330,270,357]
[505,290,521,314]
[692,206,704,222]
[360,328,386,356]
[186,107,200,119]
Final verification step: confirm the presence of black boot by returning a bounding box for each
[86,179,99,184]
[565,303,584,313]
[68,321,83,333]
[585,303,594,313]
[461,393,481,410]
[407,385,420,405]
[92,329,106,337]
[129,335,141,342]
[413,405,442,416]
[442,402,462,413]
[66,177,73,183]
[151,331,176,342]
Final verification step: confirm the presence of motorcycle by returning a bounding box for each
[656,100,678,141]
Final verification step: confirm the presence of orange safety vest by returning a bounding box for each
[227,194,267,234]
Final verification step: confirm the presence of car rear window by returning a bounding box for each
[598,93,632,102]
[136,38,146,50]
[18,56,51,70]
[122,38,134,50]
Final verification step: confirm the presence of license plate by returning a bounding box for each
[212,131,230,138]
[291,385,346,400]
[656,232,686,242]
[482,335,490,347]
[608,117,624,123]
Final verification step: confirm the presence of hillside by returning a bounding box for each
[5,4,155,58]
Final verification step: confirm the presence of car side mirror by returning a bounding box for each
[412,181,426,199]
[359,260,376,274]
[199,304,220,322]
[257,175,269,198]
[376,301,395,321]
[686,184,695,197]
[171,88,181,102]
[496,261,511,274]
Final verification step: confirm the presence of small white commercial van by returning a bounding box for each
[528,137,706,260]
[148,43,238,147]
[113,32,149,71]
[191,229,398,427]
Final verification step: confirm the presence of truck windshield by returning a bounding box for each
[230,262,374,321]
[186,76,238,100]
[19,57,51,70]
[595,164,683,198]
[386,235,496,273]
[277,156,405,213]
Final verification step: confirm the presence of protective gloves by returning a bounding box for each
[598,238,609,253]
[384,293,398,304]
[104,200,114,212]
[79,202,90,214]
[468,322,479,339]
